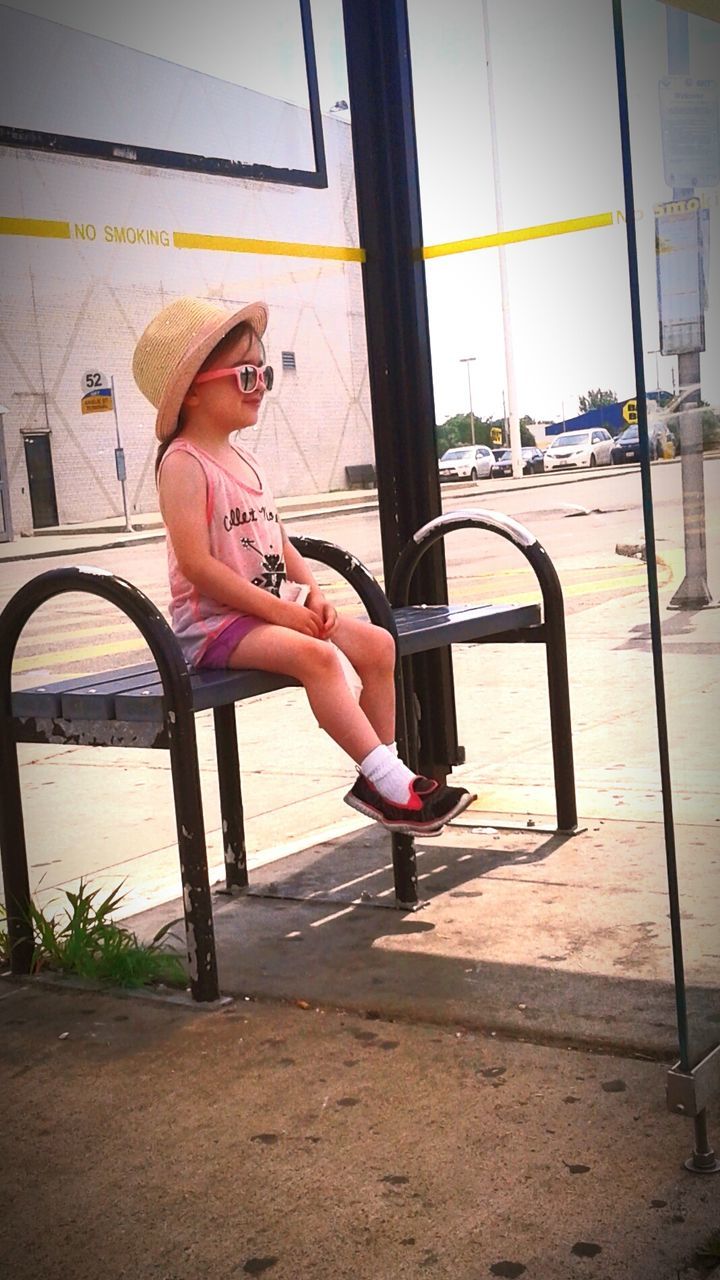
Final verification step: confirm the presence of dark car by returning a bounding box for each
[610,422,673,464]
[491,446,545,478]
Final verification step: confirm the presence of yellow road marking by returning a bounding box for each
[11,565,660,675]
[173,231,365,262]
[12,635,149,674]
[0,216,71,239]
[423,212,614,259]
[16,620,141,648]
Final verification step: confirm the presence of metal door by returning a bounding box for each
[0,419,11,542]
[23,433,58,528]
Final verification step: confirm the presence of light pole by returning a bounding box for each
[459,356,476,445]
[482,0,522,479]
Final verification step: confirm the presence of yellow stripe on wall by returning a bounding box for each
[423,212,614,259]
[173,231,365,262]
[0,211,614,260]
[0,216,71,239]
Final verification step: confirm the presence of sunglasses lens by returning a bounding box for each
[263,365,274,391]
[238,366,257,392]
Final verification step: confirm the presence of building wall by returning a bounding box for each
[0,39,372,535]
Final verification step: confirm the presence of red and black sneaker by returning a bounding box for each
[343,772,475,835]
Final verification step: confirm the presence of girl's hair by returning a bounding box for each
[155,319,266,480]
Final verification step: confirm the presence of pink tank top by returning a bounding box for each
[158,437,286,667]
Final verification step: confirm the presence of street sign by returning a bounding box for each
[81,369,113,414]
[655,206,705,355]
[659,76,719,189]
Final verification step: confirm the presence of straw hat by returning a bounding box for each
[133,296,268,441]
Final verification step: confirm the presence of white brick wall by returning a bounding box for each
[0,106,375,534]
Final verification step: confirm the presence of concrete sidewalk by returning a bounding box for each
[2,470,719,1278]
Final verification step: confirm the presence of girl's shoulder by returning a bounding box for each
[157,438,208,483]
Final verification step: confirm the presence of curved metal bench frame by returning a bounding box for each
[0,517,576,997]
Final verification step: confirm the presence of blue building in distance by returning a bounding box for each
[545,392,667,438]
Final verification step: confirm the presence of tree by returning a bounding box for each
[578,388,618,413]
[435,414,495,456]
[436,413,536,454]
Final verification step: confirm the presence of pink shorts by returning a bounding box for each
[197,615,264,669]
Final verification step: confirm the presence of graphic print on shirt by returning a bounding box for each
[252,551,286,596]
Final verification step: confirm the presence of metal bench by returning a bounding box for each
[0,512,576,1003]
[344,463,376,489]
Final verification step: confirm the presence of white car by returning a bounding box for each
[438,445,494,482]
[543,428,614,471]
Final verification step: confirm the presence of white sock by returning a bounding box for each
[360,744,417,804]
[384,741,399,756]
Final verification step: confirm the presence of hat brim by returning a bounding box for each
[154,300,268,442]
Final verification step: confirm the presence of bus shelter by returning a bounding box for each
[340,0,719,1172]
[0,0,717,1173]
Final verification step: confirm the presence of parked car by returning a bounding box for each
[610,422,674,464]
[491,446,545,478]
[543,428,614,471]
[438,445,494,481]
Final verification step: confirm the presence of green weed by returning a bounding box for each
[15,881,186,989]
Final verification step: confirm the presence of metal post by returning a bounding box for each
[342,0,461,781]
[686,1109,720,1174]
[482,0,522,481]
[460,357,476,445]
[110,376,133,533]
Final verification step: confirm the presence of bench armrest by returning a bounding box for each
[289,534,398,642]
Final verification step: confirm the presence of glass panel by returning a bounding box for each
[0,0,316,172]
[410,0,718,1067]
[621,0,720,1070]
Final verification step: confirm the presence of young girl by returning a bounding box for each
[133,296,474,835]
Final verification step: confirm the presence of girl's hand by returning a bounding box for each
[274,600,323,638]
[307,589,338,638]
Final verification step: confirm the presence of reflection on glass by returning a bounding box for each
[623,0,719,1070]
[410,0,717,1075]
[0,0,315,170]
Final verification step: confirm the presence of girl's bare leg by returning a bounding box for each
[226,623,381,763]
[329,616,397,744]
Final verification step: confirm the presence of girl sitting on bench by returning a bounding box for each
[133,296,473,836]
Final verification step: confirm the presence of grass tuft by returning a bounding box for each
[2,881,186,989]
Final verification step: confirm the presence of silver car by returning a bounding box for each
[438,445,495,482]
[544,428,614,471]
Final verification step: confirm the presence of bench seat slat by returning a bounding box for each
[12,602,540,723]
[113,669,301,721]
[394,602,541,654]
[11,663,157,719]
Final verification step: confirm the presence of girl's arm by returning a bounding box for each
[282,529,338,638]
[160,451,322,637]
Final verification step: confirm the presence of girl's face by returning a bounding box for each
[188,329,267,433]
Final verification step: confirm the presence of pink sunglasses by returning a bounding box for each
[193,364,274,394]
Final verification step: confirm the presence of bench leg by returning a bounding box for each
[213,705,248,891]
[545,624,578,832]
[0,728,34,975]
[390,664,420,906]
[167,709,220,1002]
[391,831,420,906]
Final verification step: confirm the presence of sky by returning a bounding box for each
[4,0,719,425]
